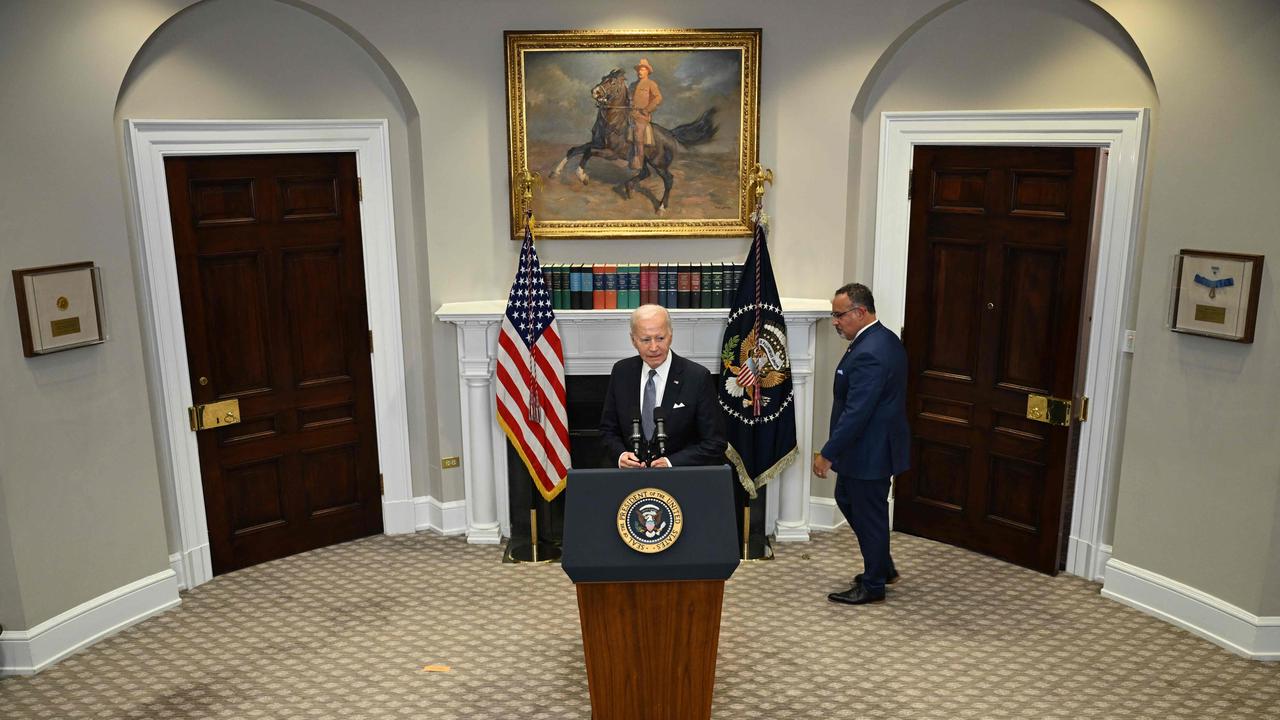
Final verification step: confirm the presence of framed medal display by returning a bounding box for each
[12,261,107,357]
[1169,250,1264,343]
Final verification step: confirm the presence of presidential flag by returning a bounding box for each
[717,222,797,497]
[496,213,569,501]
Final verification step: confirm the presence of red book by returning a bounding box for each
[689,265,702,309]
[641,263,657,305]
[604,264,618,309]
[592,263,605,309]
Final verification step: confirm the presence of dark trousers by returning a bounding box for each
[834,474,895,594]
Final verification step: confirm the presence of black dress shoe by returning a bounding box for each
[853,570,900,586]
[828,585,885,605]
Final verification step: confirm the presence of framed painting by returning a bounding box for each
[1168,250,1264,343]
[504,28,761,239]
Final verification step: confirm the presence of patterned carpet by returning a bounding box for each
[2,529,1277,719]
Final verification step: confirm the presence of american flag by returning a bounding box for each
[495,217,569,500]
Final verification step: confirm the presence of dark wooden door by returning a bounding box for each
[166,152,382,575]
[897,145,1097,574]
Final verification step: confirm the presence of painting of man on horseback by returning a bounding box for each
[550,60,719,213]
[504,30,761,237]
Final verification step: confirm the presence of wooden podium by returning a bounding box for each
[563,466,738,720]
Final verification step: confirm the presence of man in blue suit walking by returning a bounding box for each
[812,283,911,605]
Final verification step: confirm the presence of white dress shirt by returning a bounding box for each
[638,350,674,409]
[619,351,675,466]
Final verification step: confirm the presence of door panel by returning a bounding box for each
[166,152,382,575]
[897,145,1096,574]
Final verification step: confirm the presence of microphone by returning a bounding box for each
[629,417,643,459]
[653,409,668,460]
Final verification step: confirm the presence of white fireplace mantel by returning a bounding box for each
[436,299,830,544]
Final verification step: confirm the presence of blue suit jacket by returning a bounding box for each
[820,322,911,480]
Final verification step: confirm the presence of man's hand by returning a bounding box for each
[649,457,671,468]
[812,453,832,479]
[619,452,646,469]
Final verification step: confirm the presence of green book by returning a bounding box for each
[556,264,570,309]
[625,263,639,308]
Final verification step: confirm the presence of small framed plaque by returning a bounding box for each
[1169,250,1264,343]
[12,262,106,357]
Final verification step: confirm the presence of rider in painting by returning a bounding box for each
[628,58,662,170]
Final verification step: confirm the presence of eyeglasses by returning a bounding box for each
[830,306,864,319]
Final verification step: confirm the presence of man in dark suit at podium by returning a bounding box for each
[600,305,727,468]
[812,283,910,605]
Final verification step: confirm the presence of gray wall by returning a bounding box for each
[1,0,1277,633]
[115,0,442,547]
[0,476,24,630]
[0,0,181,630]
[1104,0,1280,615]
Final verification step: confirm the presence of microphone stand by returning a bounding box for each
[629,417,644,463]
[653,411,668,462]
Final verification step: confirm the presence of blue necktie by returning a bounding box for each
[642,368,657,439]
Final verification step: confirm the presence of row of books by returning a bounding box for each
[541,263,747,310]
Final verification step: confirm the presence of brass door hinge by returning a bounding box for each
[357,177,364,202]
[379,473,384,495]
[1077,395,1090,423]
[907,168,914,200]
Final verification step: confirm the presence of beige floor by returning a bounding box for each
[2,529,1277,719]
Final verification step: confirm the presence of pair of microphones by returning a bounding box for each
[629,412,667,465]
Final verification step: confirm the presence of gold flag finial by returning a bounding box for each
[748,164,774,228]
[518,168,542,228]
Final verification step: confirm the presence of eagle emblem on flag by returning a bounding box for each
[721,322,791,410]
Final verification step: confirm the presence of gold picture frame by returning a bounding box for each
[1169,249,1264,343]
[12,261,106,357]
[504,28,761,239]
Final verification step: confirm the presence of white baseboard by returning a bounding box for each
[0,569,180,676]
[381,497,416,535]
[1102,558,1280,661]
[808,496,846,531]
[168,553,187,591]
[1095,543,1113,581]
[414,496,467,536]
[1067,535,1113,581]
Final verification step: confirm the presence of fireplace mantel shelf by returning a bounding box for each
[437,298,829,544]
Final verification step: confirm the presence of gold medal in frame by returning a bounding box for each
[12,262,107,357]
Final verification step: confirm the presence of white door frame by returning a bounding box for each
[874,109,1150,581]
[124,120,415,590]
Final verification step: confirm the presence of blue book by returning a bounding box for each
[567,264,580,309]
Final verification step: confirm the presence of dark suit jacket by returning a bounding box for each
[599,351,727,467]
[820,322,911,480]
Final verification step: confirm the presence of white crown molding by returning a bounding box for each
[876,109,1150,581]
[123,119,415,590]
[1103,559,1280,661]
[415,496,468,535]
[0,570,180,676]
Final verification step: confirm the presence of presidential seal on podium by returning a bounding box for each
[617,488,684,553]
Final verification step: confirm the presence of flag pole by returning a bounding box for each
[747,165,774,418]
[742,507,750,560]
[530,508,539,563]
